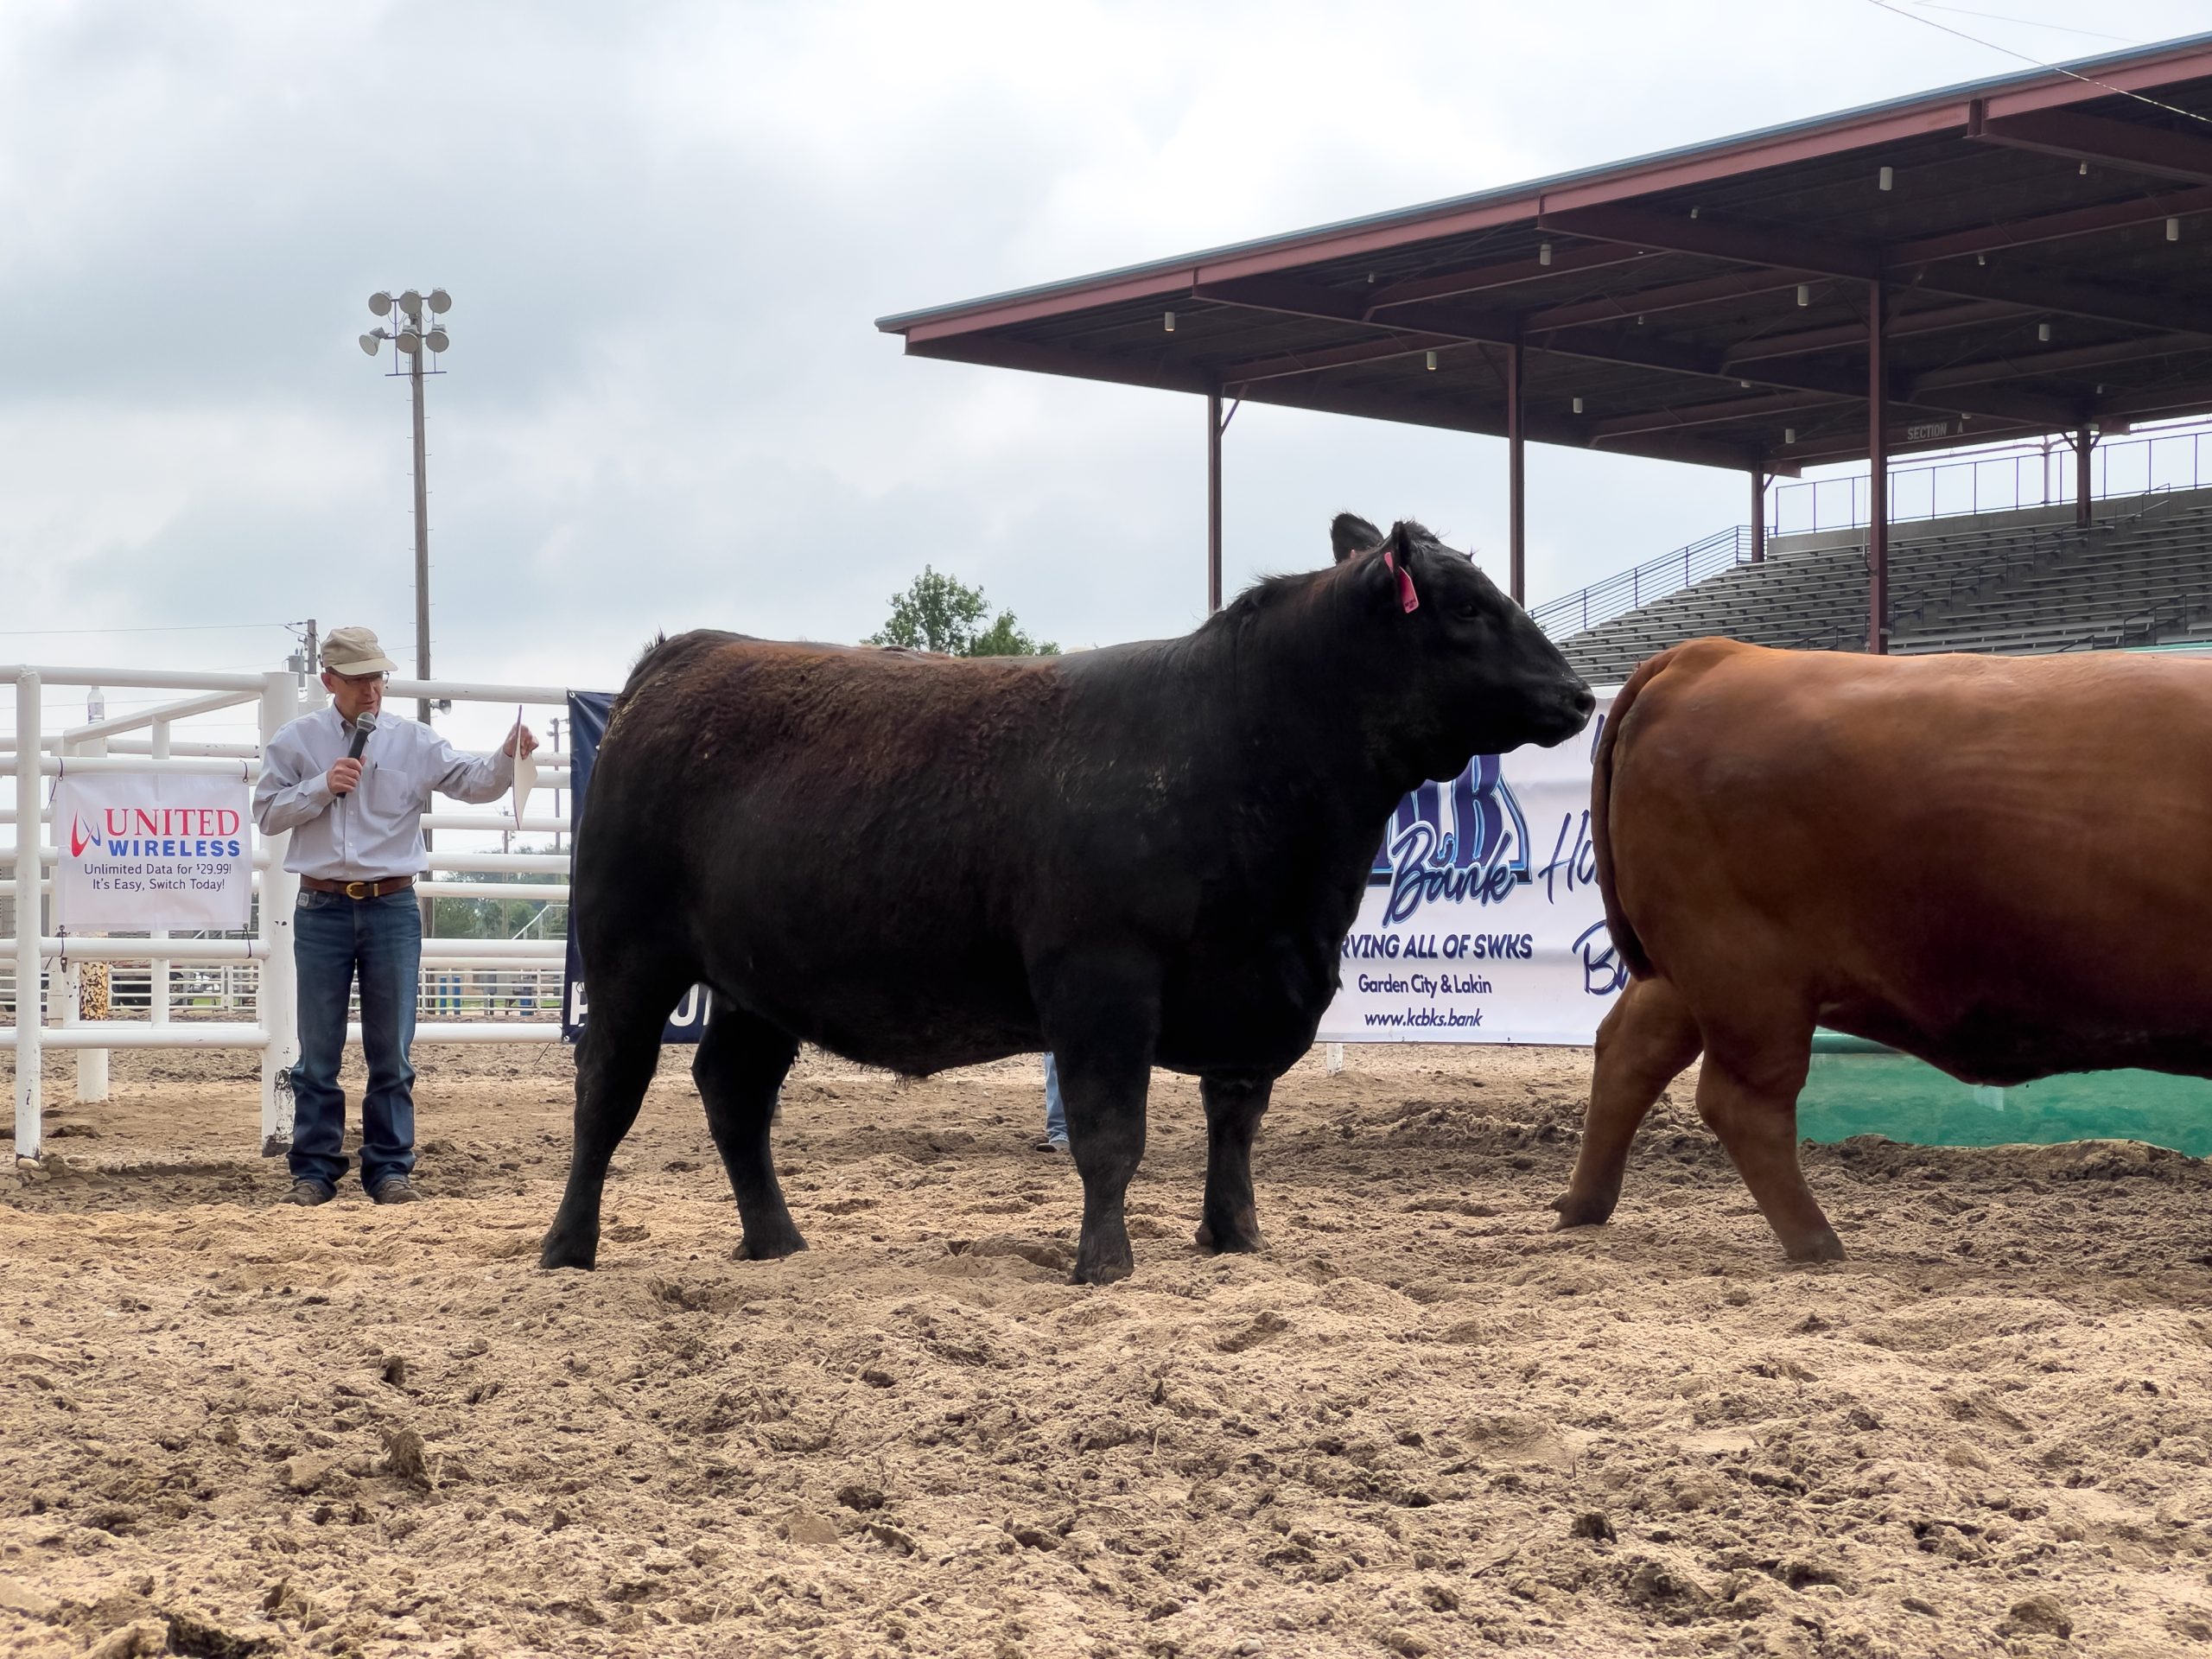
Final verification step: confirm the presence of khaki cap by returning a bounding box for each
[322,626,398,676]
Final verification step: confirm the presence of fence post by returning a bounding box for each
[257,670,300,1156]
[73,692,109,1104]
[13,672,41,1163]
[149,720,169,1027]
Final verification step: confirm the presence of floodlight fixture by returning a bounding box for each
[427,288,452,314]
[425,327,450,353]
[358,333,382,356]
[396,327,422,354]
[369,291,393,316]
[399,289,423,320]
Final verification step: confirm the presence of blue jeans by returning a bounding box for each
[291,889,421,1191]
[1043,1052,1066,1145]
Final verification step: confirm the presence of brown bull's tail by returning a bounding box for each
[1589,646,1681,982]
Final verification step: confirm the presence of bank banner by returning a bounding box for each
[53,772,254,932]
[561,690,710,1044]
[1314,696,1624,1046]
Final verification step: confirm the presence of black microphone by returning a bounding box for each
[346,713,376,761]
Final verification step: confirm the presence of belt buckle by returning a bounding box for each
[344,880,371,900]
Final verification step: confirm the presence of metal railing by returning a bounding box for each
[1772,416,2212,536]
[1530,526,1751,639]
[3,662,575,1160]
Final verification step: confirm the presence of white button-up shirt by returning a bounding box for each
[254,707,515,881]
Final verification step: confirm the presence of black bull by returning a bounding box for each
[540,521,1593,1283]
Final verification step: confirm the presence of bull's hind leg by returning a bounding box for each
[1195,1074,1271,1254]
[541,969,686,1270]
[692,1006,805,1262]
[1552,975,1702,1230]
[1695,1032,1842,1263]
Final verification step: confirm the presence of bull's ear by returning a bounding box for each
[1330,512,1384,564]
[1378,521,1421,614]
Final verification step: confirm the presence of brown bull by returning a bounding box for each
[1553,637,2212,1262]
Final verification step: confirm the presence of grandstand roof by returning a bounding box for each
[877,34,2212,476]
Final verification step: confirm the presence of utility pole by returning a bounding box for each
[360,289,453,931]
[359,289,452,722]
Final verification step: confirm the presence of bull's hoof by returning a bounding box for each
[735,1228,808,1262]
[1071,1238,1135,1286]
[1548,1191,1616,1230]
[1195,1216,1265,1254]
[538,1230,599,1271]
[1783,1231,1847,1264]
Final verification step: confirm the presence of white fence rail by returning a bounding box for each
[2,663,575,1161]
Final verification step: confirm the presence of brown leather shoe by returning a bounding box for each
[283,1179,335,1206]
[370,1176,419,1205]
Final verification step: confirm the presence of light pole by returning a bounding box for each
[359,289,452,725]
[360,289,451,933]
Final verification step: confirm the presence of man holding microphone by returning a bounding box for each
[253,626,537,1206]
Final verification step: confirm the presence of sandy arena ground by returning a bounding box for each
[0,1039,2209,1658]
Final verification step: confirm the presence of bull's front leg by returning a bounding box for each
[1195,1074,1271,1254]
[1039,957,1161,1287]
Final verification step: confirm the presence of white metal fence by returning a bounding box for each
[1,662,574,1160]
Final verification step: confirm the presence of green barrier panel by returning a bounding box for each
[1796,1032,2212,1156]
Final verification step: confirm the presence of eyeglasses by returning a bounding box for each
[328,671,389,688]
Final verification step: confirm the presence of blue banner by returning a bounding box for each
[560,690,712,1044]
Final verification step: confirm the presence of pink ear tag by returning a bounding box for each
[1382,548,1420,613]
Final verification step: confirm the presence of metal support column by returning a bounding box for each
[1867,281,1889,656]
[13,672,41,1162]
[2075,425,2094,528]
[257,671,302,1157]
[1505,342,1527,605]
[1206,391,1224,614]
[1751,469,1768,564]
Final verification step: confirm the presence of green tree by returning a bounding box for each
[866,566,1058,657]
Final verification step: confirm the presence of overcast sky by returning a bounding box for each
[5,0,2208,738]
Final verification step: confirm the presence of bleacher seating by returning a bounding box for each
[1556,487,2212,683]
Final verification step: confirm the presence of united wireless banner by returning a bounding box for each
[1314,696,1624,1046]
[562,689,1624,1047]
[53,772,255,932]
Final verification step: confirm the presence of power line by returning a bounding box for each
[1903,3,2139,47]
[1860,0,2212,129]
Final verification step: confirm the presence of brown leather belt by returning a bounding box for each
[302,874,417,899]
